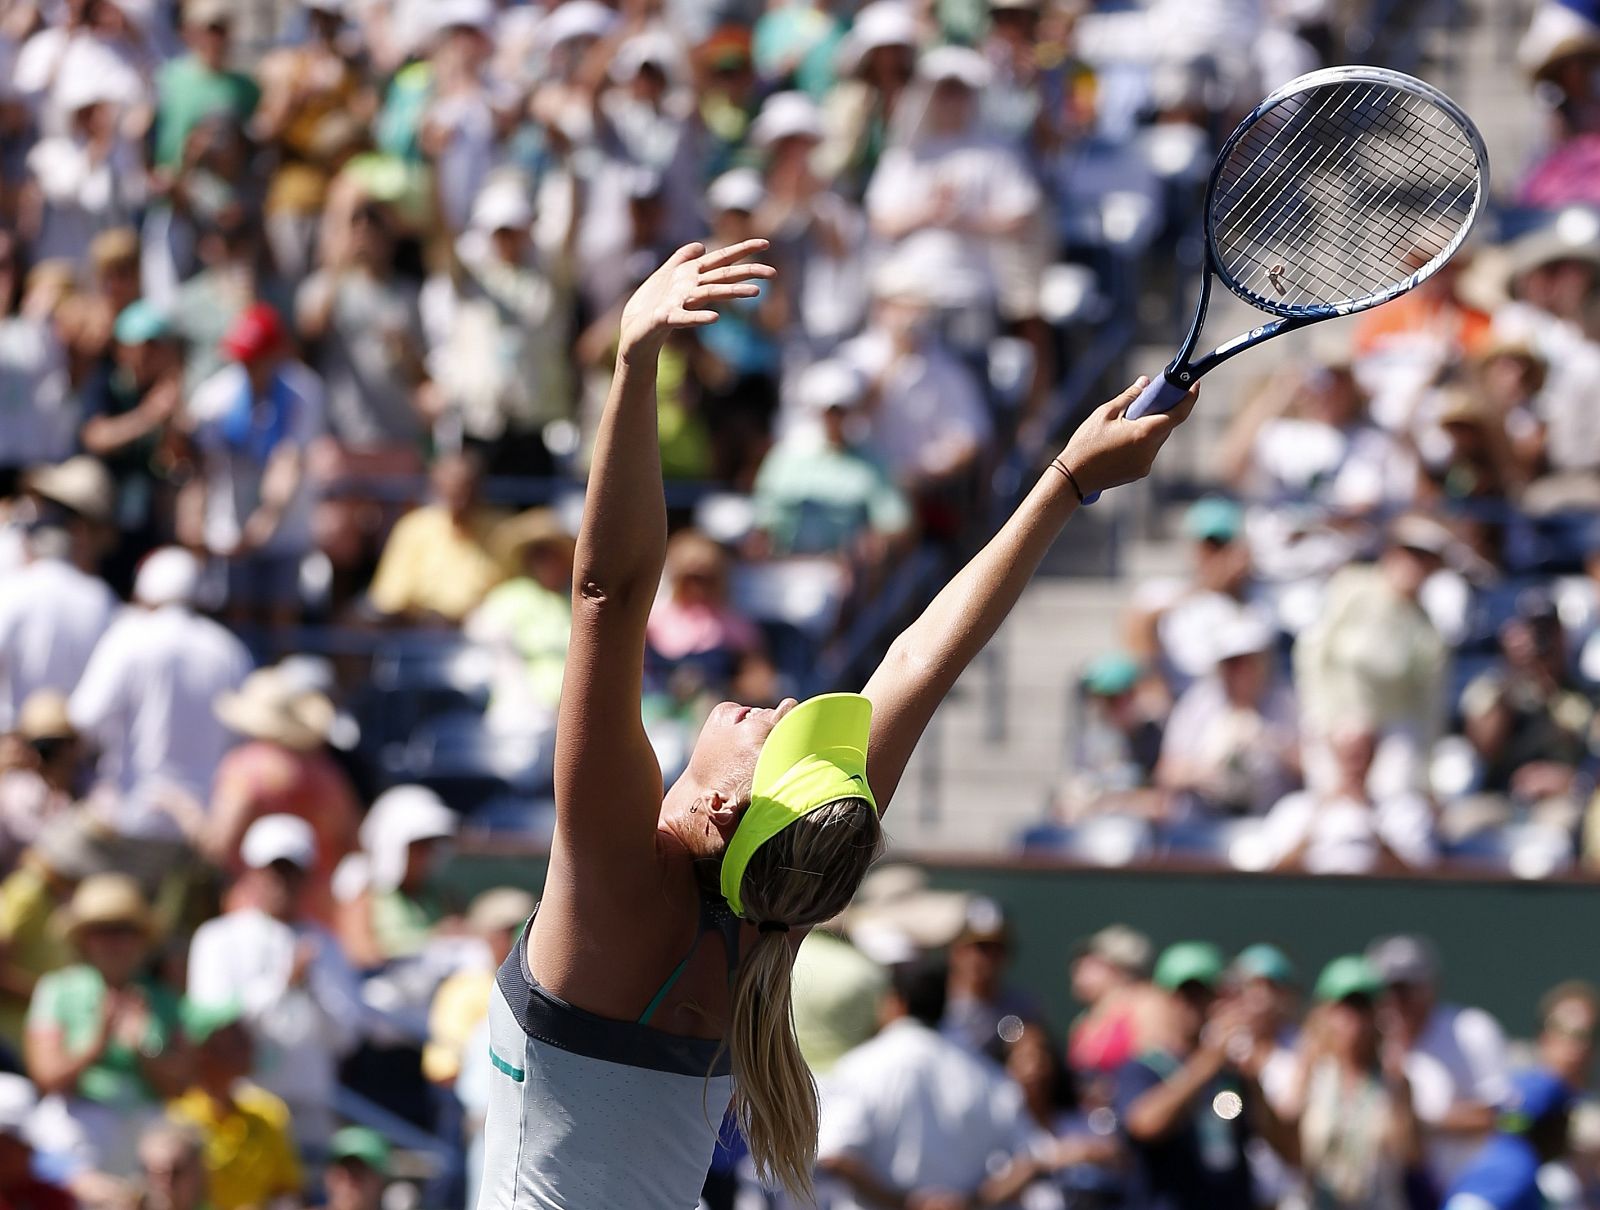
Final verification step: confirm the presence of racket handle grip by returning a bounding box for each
[1079,374,1192,504]
[1126,373,1191,420]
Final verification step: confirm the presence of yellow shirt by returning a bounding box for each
[168,1084,303,1210]
[368,505,509,622]
[422,968,494,1084]
[0,863,72,1051]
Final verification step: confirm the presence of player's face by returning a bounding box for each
[679,699,801,853]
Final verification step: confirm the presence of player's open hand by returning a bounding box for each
[1059,376,1199,497]
[619,240,776,359]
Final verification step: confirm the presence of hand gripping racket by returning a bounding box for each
[1087,66,1489,496]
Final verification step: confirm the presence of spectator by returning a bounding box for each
[1126,498,1258,690]
[464,509,575,737]
[789,925,889,1078]
[21,456,118,575]
[1261,724,1438,875]
[1367,934,1511,1188]
[296,198,428,452]
[324,1127,388,1210]
[1294,516,1452,797]
[1279,955,1419,1209]
[135,1122,212,1210]
[1155,614,1300,819]
[422,887,535,1089]
[819,1,920,194]
[1459,588,1595,842]
[645,530,777,710]
[1536,981,1598,1094]
[336,785,457,966]
[167,1002,302,1210]
[69,547,252,835]
[58,226,144,387]
[0,693,92,870]
[1114,942,1293,1210]
[1068,924,1157,1081]
[420,172,577,477]
[942,897,1041,1056]
[19,47,145,271]
[208,668,361,926]
[0,508,118,733]
[751,359,912,560]
[1055,652,1168,823]
[1442,1068,1575,1210]
[0,232,74,485]
[182,303,325,630]
[0,1075,73,1210]
[152,0,259,175]
[24,874,190,1176]
[816,958,1040,1210]
[187,814,365,1154]
[78,300,185,591]
[0,817,102,1057]
[1516,4,1600,209]
[365,450,508,625]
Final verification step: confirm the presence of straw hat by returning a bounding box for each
[1520,0,1600,81]
[57,873,155,943]
[492,509,576,568]
[467,887,537,934]
[214,669,335,752]
[26,458,114,525]
[17,691,75,742]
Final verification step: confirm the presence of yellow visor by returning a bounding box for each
[720,693,877,918]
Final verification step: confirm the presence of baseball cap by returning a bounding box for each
[795,360,867,413]
[1234,943,1296,986]
[707,168,767,215]
[1498,1068,1576,1134]
[721,695,877,919]
[221,303,286,364]
[182,999,244,1045]
[1211,615,1275,664]
[1082,652,1141,697]
[114,300,171,346]
[1153,941,1226,991]
[1366,934,1440,986]
[240,814,317,871]
[1313,955,1384,1003]
[329,1126,390,1175]
[1183,496,1243,543]
[917,45,990,89]
[133,547,202,607]
[470,178,534,234]
[1076,924,1153,978]
[1389,514,1453,558]
[955,897,1008,946]
[751,92,824,149]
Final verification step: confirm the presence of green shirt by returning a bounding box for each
[26,966,183,1106]
[753,435,911,555]
[474,579,571,712]
[155,57,260,169]
[371,890,444,961]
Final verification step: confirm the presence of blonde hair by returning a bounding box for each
[727,797,882,1198]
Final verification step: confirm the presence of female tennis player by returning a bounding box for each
[477,239,1195,1209]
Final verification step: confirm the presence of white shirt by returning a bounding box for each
[0,314,73,470]
[187,909,366,1120]
[1261,788,1437,874]
[818,1018,1035,1210]
[839,331,993,482]
[1405,1004,1511,1189]
[188,360,325,556]
[0,557,118,730]
[68,604,252,826]
[1494,303,1600,473]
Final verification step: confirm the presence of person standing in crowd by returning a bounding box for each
[0,231,74,487]
[335,785,457,966]
[1537,982,1598,1094]
[365,450,508,625]
[186,814,365,1156]
[69,547,252,836]
[324,1127,389,1210]
[1367,934,1511,1191]
[24,874,190,1176]
[167,1002,302,1210]
[1115,942,1294,1210]
[0,506,118,732]
[817,958,1042,1210]
[1286,955,1424,1210]
[1443,1068,1574,1210]
[0,693,93,869]
[1069,924,1157,1082]
[183,303,325,632]
[942,897,1040,1055]
[153,0,258,176]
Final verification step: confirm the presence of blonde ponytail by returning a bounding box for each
[727,796,882,1198]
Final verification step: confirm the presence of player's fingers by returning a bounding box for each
[686,283,762,306]
[698,262,777,285]
[1102,376,1151,421]
[698,238,771,271]
[1126,384,1200,435]
[668,242,706,267]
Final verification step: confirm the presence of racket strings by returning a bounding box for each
[1209,79,1481,313]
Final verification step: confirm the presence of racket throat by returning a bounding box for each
[1188,314,1312,380]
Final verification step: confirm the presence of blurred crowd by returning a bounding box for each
[739,868,1600,1210]
[1030,0,1600,882]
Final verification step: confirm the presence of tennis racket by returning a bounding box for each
[1090,66,1489,495]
